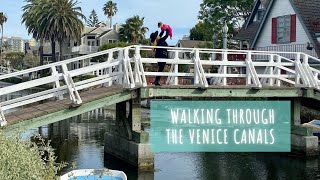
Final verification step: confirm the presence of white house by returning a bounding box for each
[44,22,121,70]
[71,22,121,56]
[234,0,320,60]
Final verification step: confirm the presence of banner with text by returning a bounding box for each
[150,101,291,152]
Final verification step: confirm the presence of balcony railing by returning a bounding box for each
[255,43,319,60]
[72,45,99,54]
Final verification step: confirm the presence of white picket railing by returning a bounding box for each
[0,45,320,126]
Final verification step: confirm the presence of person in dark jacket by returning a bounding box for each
[150,29,169,86]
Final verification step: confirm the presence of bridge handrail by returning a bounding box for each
[0,46,134,81]
[133,45,311,55]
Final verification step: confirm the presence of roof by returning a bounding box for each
[233,21,261,44]
[291,0,320,52]
[177,40,206,48]
[248,0,320,49]
[234,0,271,44]
[97,30,112,38]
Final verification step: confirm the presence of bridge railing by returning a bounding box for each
[133,45,310,88]
[0,45,320,126]
[0,46,137,125]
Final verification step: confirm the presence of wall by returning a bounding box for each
[255,0,311,48]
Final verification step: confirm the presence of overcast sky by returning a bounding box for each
[0,0,201,45]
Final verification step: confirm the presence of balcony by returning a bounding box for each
[255,43,319,60]
[72,45,99,54]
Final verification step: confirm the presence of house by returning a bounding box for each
[234,0,320,60]
[176,37,206,59]
[44,22,121,70]
[71,22,121,56]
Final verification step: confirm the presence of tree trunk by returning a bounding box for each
[59,41,63,61]
[110,17,112,29]
[39,39,44,65]
[51,36,56,63]
[0,25,3,65]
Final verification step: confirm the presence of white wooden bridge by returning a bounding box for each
[0,45,320,129]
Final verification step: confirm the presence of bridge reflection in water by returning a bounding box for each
[24,107,320,180]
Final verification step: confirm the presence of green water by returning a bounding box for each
[24,108,320,180]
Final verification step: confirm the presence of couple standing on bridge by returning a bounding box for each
[149,22,173,86]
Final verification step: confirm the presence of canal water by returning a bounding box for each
[21,106,320,180]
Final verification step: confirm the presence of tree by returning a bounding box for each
[198,0,254,38]
[190,22,215,41]
[0,12,7,64]
[22,0,46,65]
[103,0,118,28]
[119,15,149,44]
[3,52,25,69]
[2,41,11,52]
[22,0,85,62]
[87,9,99,27]
[24,53,40,68]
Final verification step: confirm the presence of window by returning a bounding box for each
[87,36,95,40]
[88,41,90,46]
[272,14,296,44]
[108,39,117,43]
[96,40,100,46]
[277,15,291,43]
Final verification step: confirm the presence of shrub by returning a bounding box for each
[0,132,66,179]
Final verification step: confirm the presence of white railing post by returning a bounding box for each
[246,51,261,88]
[135,46,147,87]
[193,49,208,88]
[174,51,179,85]
[193,50,199,85]
[51,66,63,100]
[166,50,179,85]
[295,53,301,86]
[222,51,228,86]
[106,51,113,87]
[123,47,135,89]
[117,49,124,85]
[268,55,274,86]
[134,46,143,86]
[61,64,82,104]
[302,53,318,88]
[246,52,252,86]
[276,56,281,87]
[0,104,7,126]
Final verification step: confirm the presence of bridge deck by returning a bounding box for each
[1,84,318,135]
[4,85,126,126]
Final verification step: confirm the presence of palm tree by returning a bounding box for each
[22,0,47,64]
[22,0,85,62]
[43,0,85,61]
[103,1,118,28]
[0,12,8,64]
[119,15,149,44]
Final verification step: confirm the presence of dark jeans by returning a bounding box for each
[154,62,166,84]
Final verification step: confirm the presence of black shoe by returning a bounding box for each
[154,82,161,86]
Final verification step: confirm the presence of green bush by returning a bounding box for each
[0,132,66,179]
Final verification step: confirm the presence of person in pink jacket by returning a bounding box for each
[158,22,173,40]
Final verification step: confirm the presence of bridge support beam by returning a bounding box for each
[104,89,154,171]
[290,98,318,156]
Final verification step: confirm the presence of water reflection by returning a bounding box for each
[24,107,320,180]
